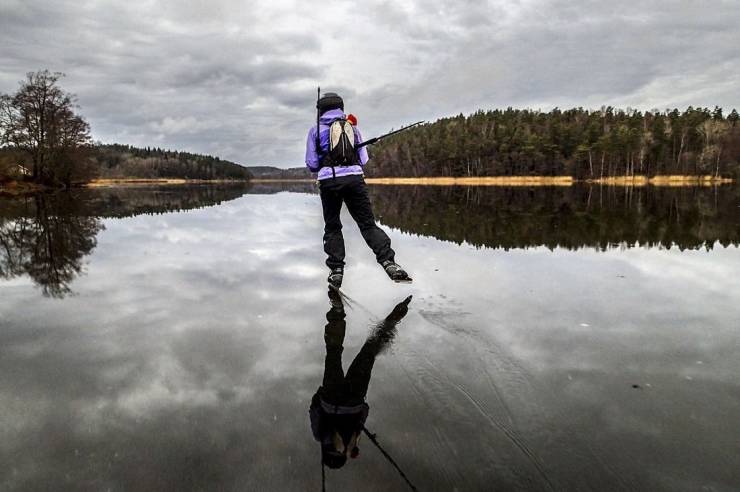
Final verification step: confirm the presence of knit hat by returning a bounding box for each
[317,92,344,114]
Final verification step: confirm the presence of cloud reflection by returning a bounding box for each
[0,189,739,490]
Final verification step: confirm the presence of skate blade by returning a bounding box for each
[393,278,413,284]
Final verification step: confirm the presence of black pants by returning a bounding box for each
[319,174,394,269]
[321,297,404,406]
[322,342,375,407]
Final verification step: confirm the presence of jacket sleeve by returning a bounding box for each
[354,128,369,166]
[306,128,320,172]
[359,402,369,428]
[309,392,323,441]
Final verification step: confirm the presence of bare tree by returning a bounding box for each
[697,119,729,177]
[0,70,93,186]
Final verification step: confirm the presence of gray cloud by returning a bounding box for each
[1,0,738,166]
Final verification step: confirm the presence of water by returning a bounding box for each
[1,184,739,491]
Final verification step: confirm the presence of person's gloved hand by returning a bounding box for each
[387,295,412,323]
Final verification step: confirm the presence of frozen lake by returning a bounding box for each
[1,184,739,491]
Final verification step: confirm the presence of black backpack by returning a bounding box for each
[322,118,358,168]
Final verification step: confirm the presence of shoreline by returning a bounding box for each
[365,176,574,186]
[585,175,734,186]
[250,175,735,187]
[2,175,735,195]
[250,178,316,183]
[365,175,734,186]
[0,181,52,195]
[84,178,250,188]
[1,178,250,196]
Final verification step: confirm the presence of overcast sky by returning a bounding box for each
[1,0,738,167]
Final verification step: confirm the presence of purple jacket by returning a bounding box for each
[309,391,369,443]
[305,109,369,180]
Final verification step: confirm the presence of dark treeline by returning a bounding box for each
[245,182,317,195]
[369,185,740,251]
[247,165,311,179]
[1,70,251,187]
[91,144,252,181]
[0,184,250,296]
[368,107,740,179]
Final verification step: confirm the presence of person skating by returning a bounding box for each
[305,91,411,288]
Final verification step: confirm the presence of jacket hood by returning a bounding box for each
[319,108,346,125]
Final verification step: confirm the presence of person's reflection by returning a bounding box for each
[310,288,412,470]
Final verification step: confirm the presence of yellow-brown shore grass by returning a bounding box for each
[84,178,249,188]
[250,175,736,186]
[250,178,315,183]
[3,175,734,194]
[365,176,574,186]
[0,180,49,195]
[587,175,734,186]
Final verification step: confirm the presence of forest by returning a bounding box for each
[1,144,252,186]
[1,71,251,188]
[91,144,252,181]
[367,107,740,179]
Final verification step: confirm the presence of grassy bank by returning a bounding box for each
[250,178,315,183]
[1,178,251,195]
[365,176,575,186]
[364,175,734,186]
[586,175,734,186]
[3,175,734,195]
[84,178,250,188]
[250,175,734,187]
[0,180,51,195]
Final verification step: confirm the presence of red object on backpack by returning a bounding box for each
[347,114,357,126]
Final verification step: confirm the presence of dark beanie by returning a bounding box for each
[322,445,347,469]
[317,92,344,114]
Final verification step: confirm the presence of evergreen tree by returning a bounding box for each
[368,107,740,179]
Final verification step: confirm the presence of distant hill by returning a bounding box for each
[92,144,252,180]
[247,166,311,179]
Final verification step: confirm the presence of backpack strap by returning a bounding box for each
[319,117,340,178]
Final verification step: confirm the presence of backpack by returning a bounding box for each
[322,118,358,168]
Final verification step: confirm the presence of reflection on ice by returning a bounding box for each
[310,288,414,489]
[0,185,738,490]
[0,185,249,297]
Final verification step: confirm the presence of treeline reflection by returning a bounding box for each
[1,194,102,297]
[369,185,740,251]
[0,184,250,297]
